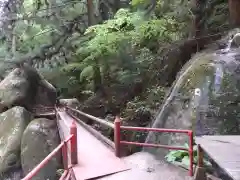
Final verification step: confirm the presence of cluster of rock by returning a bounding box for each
[0,65,61,180]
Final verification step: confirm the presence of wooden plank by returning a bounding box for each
[195,136,240,180]
[57,110,130,180]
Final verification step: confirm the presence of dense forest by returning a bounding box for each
[0,0,239,153]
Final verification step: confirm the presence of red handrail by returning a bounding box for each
[66,106,114,128]
[62,107,194,177]
[21,119,78,180]
[114,116,194,177]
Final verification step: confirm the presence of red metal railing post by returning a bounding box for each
[114,116,121,157]
[70,120,78,165]
[62,141,68,170]
[188,130,194,176]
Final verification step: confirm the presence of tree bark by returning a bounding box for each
[228,0,240,27]
[190,0,207,38]
[93,62,103,94]
[113,0,120,13]
[87,0,96,26]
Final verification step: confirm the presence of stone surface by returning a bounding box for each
[99,152,192,180]
[34,77,57,108]
[145,48,240,156]
[194,166,207,180]
[0,106,32,174]
[1,168,23,180]
[59,98,80,109]
[0,65,56,113]
[21,118,61,180]
[231,33,240,48]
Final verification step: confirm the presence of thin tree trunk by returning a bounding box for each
[113,0,120,13]
[228,0,240,27]
[190,0,207,38]
[93,62,103,94]
[87,0,96,26]
[12,33,16,55]
[1,0,23,59]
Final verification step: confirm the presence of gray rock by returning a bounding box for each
[206,28,240,50]
[34,77,57,108]
[0,65,56,113]
[0,106,32,174]
[99,152,191,180]
[145,49,240,156]
[59,98,80,109]
[1,168,23,180]
[231,33,240,48]
[21,118,61,180]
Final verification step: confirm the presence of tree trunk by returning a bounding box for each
[190,0,207,38]
[87,0,96,26]
[228,0,240,27]
[99,3,110,21]
[93,62,103,94]
[113,0,120,13]
[1,0,23,59]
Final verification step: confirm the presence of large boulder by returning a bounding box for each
[145,49,240,156]
[0,106,32,173]
[21,118,61,180]
[0,65,57,113]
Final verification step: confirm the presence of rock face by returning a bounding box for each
[0,106,32,174]
[21,118,61,180]
[145,48,240,156]
[59,98,80,109]
[231,33,240,48]
[0,65,57,113]
[34,77,57,107]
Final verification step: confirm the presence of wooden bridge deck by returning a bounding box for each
[57,110,129,180]
[196,136,240,180]
[32,107,55,117]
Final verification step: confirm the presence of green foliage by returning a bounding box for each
[67,8,181,92]
[131,0,147,7]
[79,65,94,82]
[0,0,219,97]
[165,142,211,168]
[121,85,166,119]
[0,0,229,117]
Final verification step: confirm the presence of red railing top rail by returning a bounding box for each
[22,134,73,180]
[66,106,114,129]
[67,111,115,149]
[120,126,192,134]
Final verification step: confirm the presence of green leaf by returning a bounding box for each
[170,150,184,159]
[165,153,177,162]
[184,143,189,148]
[181,156,190,167]
[79,65,94,82]
[165,150,188,162]
[61,63,84,72]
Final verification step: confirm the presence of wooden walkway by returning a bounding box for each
[196,136,240,180]
[57,110,129,180]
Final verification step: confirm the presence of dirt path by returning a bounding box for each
[98,152,193,180]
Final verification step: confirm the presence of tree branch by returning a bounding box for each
[4,14,87,65]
